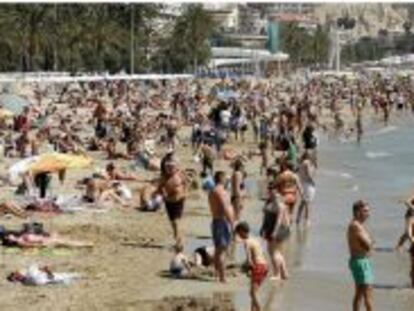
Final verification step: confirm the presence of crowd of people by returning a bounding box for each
[0,71,413,310]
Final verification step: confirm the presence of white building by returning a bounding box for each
[203,3,239,31]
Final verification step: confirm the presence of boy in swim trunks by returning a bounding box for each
[347,200,374,311]
[235,221,268,311]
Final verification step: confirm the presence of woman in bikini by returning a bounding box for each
[275,160,304,219]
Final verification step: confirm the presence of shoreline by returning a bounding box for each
[0,79,413,310]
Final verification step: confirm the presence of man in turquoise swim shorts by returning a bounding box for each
[347,200,374,311]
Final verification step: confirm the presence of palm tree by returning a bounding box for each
[78,4,127,72]
[0,3,173,73]
[165,4,216,73]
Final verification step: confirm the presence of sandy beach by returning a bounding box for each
[0,76,413,311]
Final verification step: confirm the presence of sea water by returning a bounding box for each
[233,118,414,310]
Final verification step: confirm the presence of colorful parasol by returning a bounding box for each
[29,153,93,174]
[9,153,93,182]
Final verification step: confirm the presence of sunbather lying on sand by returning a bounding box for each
[0,201,28,218]
[8,264,82,286]
[104,162,139,181]
[5,232,93,248]
[0,225,93,249]
[136,149,161,171]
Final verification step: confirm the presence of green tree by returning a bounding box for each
[280,22,308,66]
[309,24,330,65]
[0,4,57,71]
[160,4,216,73]
[341,36,386,64]
[0,3,236,73]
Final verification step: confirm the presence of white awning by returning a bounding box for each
[211,47,289,61]
[209,58,253,67]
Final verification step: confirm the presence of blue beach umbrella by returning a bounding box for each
[0,94,30,115]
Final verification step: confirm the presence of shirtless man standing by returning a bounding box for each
[159,159,187,246]
[166,117,178,151]
[209,171,234,283]
[347,200,374,311]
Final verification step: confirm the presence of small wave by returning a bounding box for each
[371,126,398,136]
[339,137,351,143]
[340,172,353,179]
[321,169,353,179]
[365,151,392,159]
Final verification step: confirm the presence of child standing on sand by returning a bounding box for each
[235,222,268,311]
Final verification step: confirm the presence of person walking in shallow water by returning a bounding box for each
[355,101,363,144]
[260,183,290,281]
[347,200,374,311]
[235,222,268,311]
[297,151,316,227]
